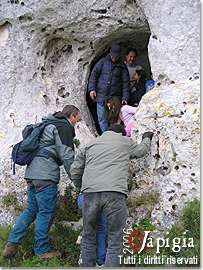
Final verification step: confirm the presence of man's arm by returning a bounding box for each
[53,126,75,177]
[129,132,154,159]
[122,66,130,103]
[70,147,86,191]
[88,59,103,92]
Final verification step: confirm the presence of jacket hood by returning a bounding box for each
[42,112,69,124]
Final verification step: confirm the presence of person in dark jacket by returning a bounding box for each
[2,105,81,259]
[125,48,155,97]
[124,47,139,80]
[129,66,147,106]
[88,43,130,132]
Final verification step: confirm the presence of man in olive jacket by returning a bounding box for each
[3,105,81,259]
[70,124,153,267]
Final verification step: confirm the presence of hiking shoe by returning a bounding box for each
[96,263,104,267]
[38,250,61,259]
[2,243,18,258]
[78,253,82,266]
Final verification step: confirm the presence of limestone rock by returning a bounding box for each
[129,78,200,230]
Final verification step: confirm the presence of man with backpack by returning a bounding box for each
[88,43,130,133]
[2,105,81,259]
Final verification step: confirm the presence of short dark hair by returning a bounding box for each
[126,47,138,56]
[135,69,146,82]
[108,124,126,136]
[62,105,80,118]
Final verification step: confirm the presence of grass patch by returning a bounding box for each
[160,198,200,266]
[55,188,81,222]
[1,193,23,213]
[0,188,81,267]
[128,192,159,208]
[1,188,81,221]
[73,138,81,148]
[0,223,80,267]
[127,192,159,218]
[1,194,18,207]
[0,196,199,267]
[132,217,156,231]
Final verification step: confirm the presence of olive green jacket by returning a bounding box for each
[70,131,151,195]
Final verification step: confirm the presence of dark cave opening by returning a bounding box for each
[86,30,152,134]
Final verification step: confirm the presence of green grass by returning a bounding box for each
[73,138,81,148]
[0,223,80,267]
[127,192,160,219]
[128,192,159,209]
[132,217,156,231]
[1,193,23,213]
[160,199,200,266]
[0,198,199,268]
[0,188,81,267]
[55,188,81,222]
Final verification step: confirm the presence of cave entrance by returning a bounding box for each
[86,30,151,135]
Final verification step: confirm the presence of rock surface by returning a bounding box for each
[0,0,200,227]
[129,78,200,230]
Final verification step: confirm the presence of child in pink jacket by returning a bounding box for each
[119,105,136,137]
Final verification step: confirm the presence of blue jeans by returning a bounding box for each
[8,183,57,255]
[77,193,107,265]
[81,192,127,267]
[96,102,109,133]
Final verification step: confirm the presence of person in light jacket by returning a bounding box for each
[3,105,81,259]
[70,124,154,267]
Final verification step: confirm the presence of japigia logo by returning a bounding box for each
[119,220,198,266]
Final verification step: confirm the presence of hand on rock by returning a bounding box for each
[90,90,96,100]
[122,100,128,105]
[142,131,154,141]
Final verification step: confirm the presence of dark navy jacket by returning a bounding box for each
[88,54,130,102]
[129,80,146,106]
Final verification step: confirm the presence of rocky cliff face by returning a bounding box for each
[0,0,200,227]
